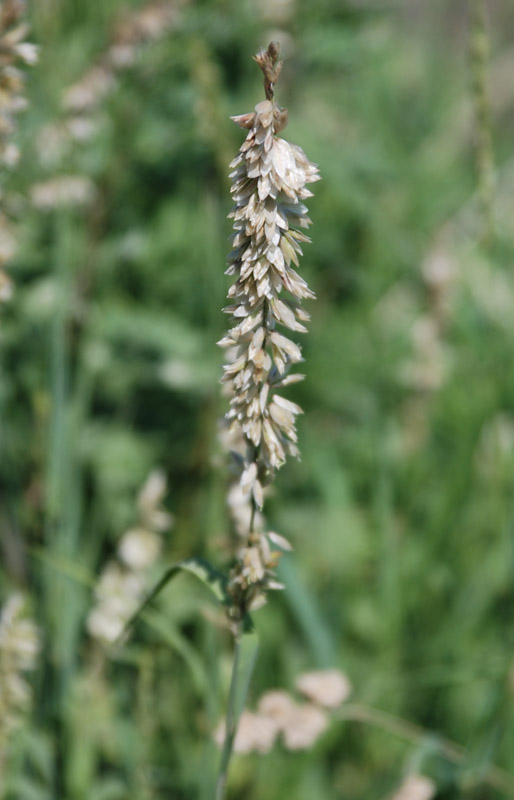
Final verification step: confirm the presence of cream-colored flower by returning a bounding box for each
[88,469,172,644]
[62,66,116,113]
[215,710,278,754]
[391,774,436,800]
[0,593,40,766]
[258,689,328,750]
[0,594,40,672]
[137,468,173,532]
[258,0,295,24]
[295,668,352,709]
[0,0,36,304]
[280,703,328,750]
[118,527,163,571]
[31,175,95,210]
[63,2,184,113]
[258,688,296,720]
[87,563,146,644]
[0,1,37,164]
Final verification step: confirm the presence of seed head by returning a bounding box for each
[220,45,319,491]
[220,43,319,620]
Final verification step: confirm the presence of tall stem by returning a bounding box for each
[469,0,494,243]
[215,633,242,800]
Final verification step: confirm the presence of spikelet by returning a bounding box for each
[220,43,319,619]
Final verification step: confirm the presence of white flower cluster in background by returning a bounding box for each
[30,175,96,211]
[0,593,40,772]
[215,668,351,754]
[391,774,436,800]
[36,0,188,171]
[87,470,173,644]
[63,1,184,112]
[0,0,38,168]
[0,0,37,303]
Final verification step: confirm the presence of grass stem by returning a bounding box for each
[215,633,242,800]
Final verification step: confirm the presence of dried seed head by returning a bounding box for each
[222,55,319,479]
[221,44,319,619]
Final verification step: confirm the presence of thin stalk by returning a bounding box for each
[469,0,495,243]
[215,633,242,800]
[339,703,514,796]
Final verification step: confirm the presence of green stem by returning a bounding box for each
[215,633,242,800]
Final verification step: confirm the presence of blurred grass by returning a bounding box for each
[2,0,514,797]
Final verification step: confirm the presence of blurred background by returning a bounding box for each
[2,0,514,797]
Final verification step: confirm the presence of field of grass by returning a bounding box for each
[2,1,514,798]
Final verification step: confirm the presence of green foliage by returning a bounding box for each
[2,0,514,798]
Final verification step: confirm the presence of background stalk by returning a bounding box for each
[215,634,242,800]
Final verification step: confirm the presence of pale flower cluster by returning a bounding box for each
[0,0,37,302]
[215,668,350,755]
[62,0,183,112]
[0,0,37,167]
[87,470,173,644]
[36,0,187,172]
[0,593,40,772]
[295,668,352,709]
[31,174,96,211]
[391,774,436,800]
[63,0,185,112]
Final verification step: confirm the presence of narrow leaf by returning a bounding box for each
[119,557,229,642]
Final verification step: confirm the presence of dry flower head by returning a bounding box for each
[220,42,319,619]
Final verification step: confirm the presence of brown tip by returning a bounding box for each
[253,41,283,101]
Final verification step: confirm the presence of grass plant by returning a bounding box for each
[2,1,514,798]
